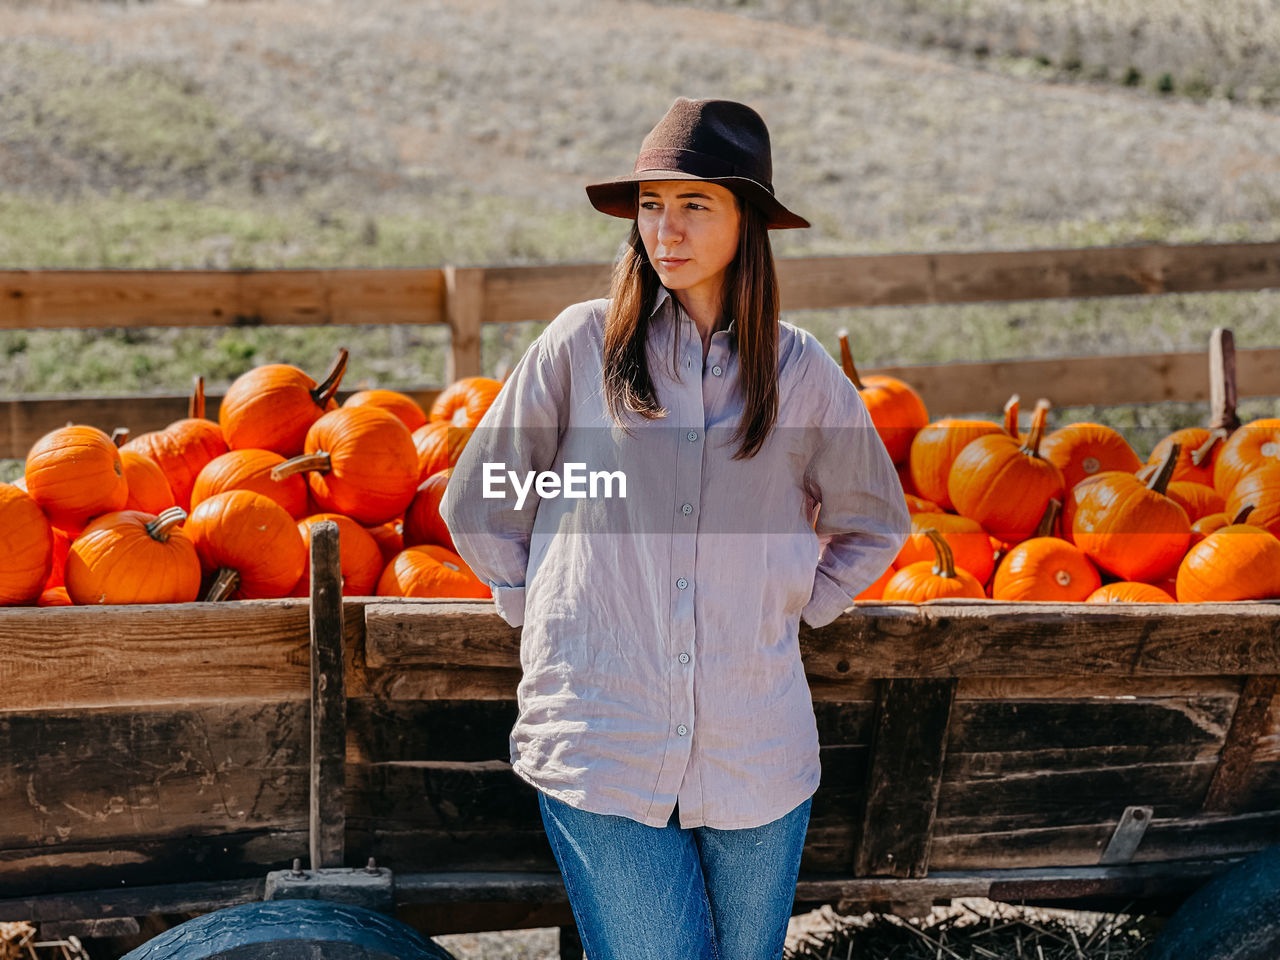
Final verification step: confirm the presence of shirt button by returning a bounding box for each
[681,503,693,516]
[679,652,690,664]
[677,724,688,736]
[676,577,688,590]
[712,364,722,376]
[687,430,698,442]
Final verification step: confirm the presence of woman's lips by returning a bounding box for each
[658,258,689,268]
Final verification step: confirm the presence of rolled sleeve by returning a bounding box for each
[800,350,911,629]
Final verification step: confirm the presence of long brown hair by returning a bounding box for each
[600,197,780,460]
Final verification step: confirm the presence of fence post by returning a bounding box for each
[444,266,486,383]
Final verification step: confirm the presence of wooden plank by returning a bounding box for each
[363,600,1280,679]
[0,269,445,330]
[482,263,613,326]
[309,522,346,870]
[1202,674,1280,813]
[855,679,956,878]
[0,601,312,711]
[954,675,1243,701]
[444,266,485,382]
[0,877,264,924]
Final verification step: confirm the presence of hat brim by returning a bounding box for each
[585,170,811,230]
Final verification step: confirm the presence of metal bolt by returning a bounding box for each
[291,857,305,878]
[366,857,378,875]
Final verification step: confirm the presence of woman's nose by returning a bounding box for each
[658,215,683,245]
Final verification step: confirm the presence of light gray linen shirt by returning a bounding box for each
[439,285,909,829]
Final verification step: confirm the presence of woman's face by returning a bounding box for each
[636,180,742,307]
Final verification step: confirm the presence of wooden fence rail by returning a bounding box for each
[1,240,1278,458]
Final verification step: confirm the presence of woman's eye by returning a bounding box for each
[639,201,660,210]
[686,202,707,210]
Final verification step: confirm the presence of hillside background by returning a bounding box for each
[1,0,1279,477]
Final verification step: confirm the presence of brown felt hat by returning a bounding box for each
[585,97,810,230]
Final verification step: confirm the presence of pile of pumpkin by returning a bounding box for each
[835,331,1280,604]
[0,349,500,606]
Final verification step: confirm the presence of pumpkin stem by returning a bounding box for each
[204,567,240,602]
[145,506,188,542]
[1207,327,1241,434]
[923,528,958,579]
[1003,394,1020,438]
[1231,503,1256,525]
[1191,428,1227,468]
[1146,441,1180,496]
[1035,498,1062,539]
[1019,398,1051,458]
[836,329,864,390]
[189,375,206,420]
[311,348,350,408]
[271,451,332,482]
[110,427,130,447]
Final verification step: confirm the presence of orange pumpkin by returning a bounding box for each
[365,520,405,567]
[1189,504,1254,546]
[1086,582,1175,603]
[837,331,928,465]
[881,529,987,602]
[403,469,456,551]
[121,450,177,515]
[187,490,307,600]
[895,461,917,497]
[191,449,309,519]
[122,378,228,511]
[219,349,349,457]
[1212,418,1280,498]
[947,399,1065,543]
[411,421,474,481]
[1224,464,1280,539]
[345,389,429,433]
[990,536,1101,602]
[1164,481,1225,524]
[377,544,492,599]
[429,377,503,429]
[1176,523,1280,602]
[65,507,202,605]
[292,514,385,597]
[25,425,129,531]
[905,494,944,514]
[1040,422,1142,489]
[1148,428,1215,487]
[1071,443,1192,582]
[44,527,71,590]
[38,586,72,607]
[896,513,994,585]
[0,483,54,605]
[1060,471,1130,545]
[854,563,896,601]
[272,407,419,526]
[907,418,1003,510]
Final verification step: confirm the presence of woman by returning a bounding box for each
[440,97,909,960]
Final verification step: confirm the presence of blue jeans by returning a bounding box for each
[537,790,812,960]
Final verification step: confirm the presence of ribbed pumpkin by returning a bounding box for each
[1176,523,1280,602]
[38,586,72,607]
[271,407,419,526]
[187,490,307,600]
[1224,465,1280,538]
[0,483,54,605]
[292,513,384,597]
[1212,418,1280,498]
[429,377,503,429]
[403,469,455,551]
[219,349,348,457]
[882,529,986,602]
[1165,481,1226,524]
[1147,427,1215,487]
[895,513,994,586]
[905,494,944,514]
[365,520,404,566]
[122,378,228,511]
[990,536,1100,602]
[837,331,928,465]
[1040,422,1142,489]
[411,421,474,481]
[65,507,202,605]
[121,450,177,515]
[345,389,428,433]
[907,418,1003,510]
[1060,471,1129,545]
[44,527,71,590]
[1071,443,1192,582]
[1086,582,1175,603]
[25,425,129,531]
[191,449,309,519]
[377,544,492,599]
[947,399,1065,543]
[1190,504,1253,546]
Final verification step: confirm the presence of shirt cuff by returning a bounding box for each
[489,583,527,629]
[801,569,853,630]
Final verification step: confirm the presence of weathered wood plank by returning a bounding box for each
[444,266,486,382]
[954,675,1243,701]
[309,522,346,870]
[1202,675,1280,813]
[855,679,956,878]
[0,269,446,330]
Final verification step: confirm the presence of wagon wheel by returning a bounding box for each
[1145,843,1280,960]
[119,900,457,960]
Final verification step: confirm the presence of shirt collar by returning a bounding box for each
[650,284,737,336]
